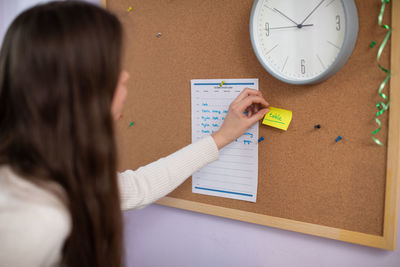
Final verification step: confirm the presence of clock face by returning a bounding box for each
[250,0,358,84]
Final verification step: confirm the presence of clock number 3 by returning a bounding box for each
[301,59,306,74]
[336,15,341,31]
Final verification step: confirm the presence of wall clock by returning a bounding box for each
[250,0,359,85]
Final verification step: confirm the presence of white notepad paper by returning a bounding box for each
[191,78,259,202]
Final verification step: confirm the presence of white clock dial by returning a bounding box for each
[250,0,358,84]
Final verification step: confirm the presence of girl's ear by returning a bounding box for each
[111,70,129,120]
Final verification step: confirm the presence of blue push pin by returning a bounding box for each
[258,137,264,143]
[335,136,342,142]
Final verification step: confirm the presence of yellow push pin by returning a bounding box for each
[127,6,133,12]
[219,81,225,87]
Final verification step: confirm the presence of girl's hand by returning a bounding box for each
[211,88,269,149]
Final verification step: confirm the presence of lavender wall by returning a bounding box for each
[124,204,400,267]
[1,1,399,266]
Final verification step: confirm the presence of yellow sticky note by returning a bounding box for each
[262,107,292,131]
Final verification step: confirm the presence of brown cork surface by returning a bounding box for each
[109,0,391,236]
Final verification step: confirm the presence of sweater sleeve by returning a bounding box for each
[118,136,219,210]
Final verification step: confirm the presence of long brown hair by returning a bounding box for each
[0,1,123,266]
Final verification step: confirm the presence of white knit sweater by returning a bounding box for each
[0,136,219,267]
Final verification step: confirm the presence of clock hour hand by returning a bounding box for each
[272,8,300,27]
[299,0,325,26]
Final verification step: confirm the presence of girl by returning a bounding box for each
[0,1,269,267]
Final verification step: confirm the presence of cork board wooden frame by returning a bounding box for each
[104,0,400,250]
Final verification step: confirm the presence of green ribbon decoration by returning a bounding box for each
[372,0,391,146]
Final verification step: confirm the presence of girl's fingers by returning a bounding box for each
[248,108,270,124]
[247,104,259,117]
[232,88,262,104]
[248,108,253,117]
[237,95,269,113]
[246,104,255,117]
[253,104,260,114]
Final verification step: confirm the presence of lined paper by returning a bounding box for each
[191,79,259,202]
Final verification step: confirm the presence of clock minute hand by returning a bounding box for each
[273,8,300,27]
[270,24,313,30]
[299,0,325,26]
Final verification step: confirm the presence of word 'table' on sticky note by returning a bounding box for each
[262,107,292,131]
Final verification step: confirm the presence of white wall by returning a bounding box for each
[1,1,399,266]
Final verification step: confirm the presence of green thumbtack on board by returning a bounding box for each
[370,41,376,48]
[129,121,134,127]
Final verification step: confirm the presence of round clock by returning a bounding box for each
[250,0,359,85]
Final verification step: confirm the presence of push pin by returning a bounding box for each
[219,81,225,87]
[156,32,162,38]
[127,6,133,12]
[370,40,376,48]
[335,136,342,142]
[129,121,135,127]
[314,124,321,129]
[258,137,264,143]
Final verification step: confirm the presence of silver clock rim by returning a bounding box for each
[249,0,359,85]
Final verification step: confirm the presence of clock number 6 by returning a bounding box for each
[301,59,306,74]
[265,22,270,36]
[336,15,341,31]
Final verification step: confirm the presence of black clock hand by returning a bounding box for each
[273,8,300,27]
[270,24,313,30]
[299,0,325,26]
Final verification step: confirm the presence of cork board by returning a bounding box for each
[106,0,400,249]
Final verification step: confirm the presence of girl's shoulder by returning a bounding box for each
[0,166,71,267]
